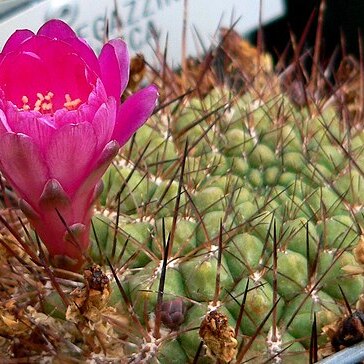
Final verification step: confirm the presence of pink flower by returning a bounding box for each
[0,19,158,270]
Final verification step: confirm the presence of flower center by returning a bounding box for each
[21,92,82,114]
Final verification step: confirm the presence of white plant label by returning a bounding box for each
[0,0,284,64]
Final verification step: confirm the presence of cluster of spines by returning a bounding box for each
[85,86,364,362]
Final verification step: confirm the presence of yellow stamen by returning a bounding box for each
[44,92,54,101]
[36,92,44,101]
[20,91,81,113]
[34,99,42,111]
[64,94,72,103]
[33,91,53,114]
[21,96,30,110]
[41,103,52,112]
[64,94,81,111]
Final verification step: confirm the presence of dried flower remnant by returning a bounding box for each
[0,19,158,270]
[84,264,110,292]
[323,311,364,352]
[67,266,111,321]
[127,54,146,92]
[66,265,127,358]
[199,310,238,363]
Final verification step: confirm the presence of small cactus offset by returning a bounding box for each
[0,18,364,364]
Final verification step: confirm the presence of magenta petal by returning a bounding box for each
[96,140,120,167]
[0,133,48,206]
[0,51,48,108]
[2,37,96,109]
[4,106,55,151]
[37,19,99,72]
[112,85,158,145]
[2,29,34,55]
[92,97,116,153]
[37,19,76,39]
[64,37,100,76]
[76,140,120,196]
[72,140,119,220]
[46,123,97,195]
[0,109,11,133]
[99,39,129,99]
[55,79,108,128]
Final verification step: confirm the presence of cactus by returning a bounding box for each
[87,83,364,362]
[0,22,364,364]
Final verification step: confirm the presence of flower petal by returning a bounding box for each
[37,19,76,39]
[1,29,34,55]
[99,39,129,99]
[0,109,11,133]
[0,37,96,109]
[72,140,119,219]
[46,123,97,195]
[4,104,55,151]
[54,78,107,128]
[0,51,48,108]
[91,97,116,153]
[112,85,158,145]
[1,20,99,108]
[37,19,100,75]
[0,133,49,206]
[64,37,100,76]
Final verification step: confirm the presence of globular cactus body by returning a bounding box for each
[88,89,364,362]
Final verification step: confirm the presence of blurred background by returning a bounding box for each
[0,0,363,66]
[0,0,283,65]
[250,0,364,66]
